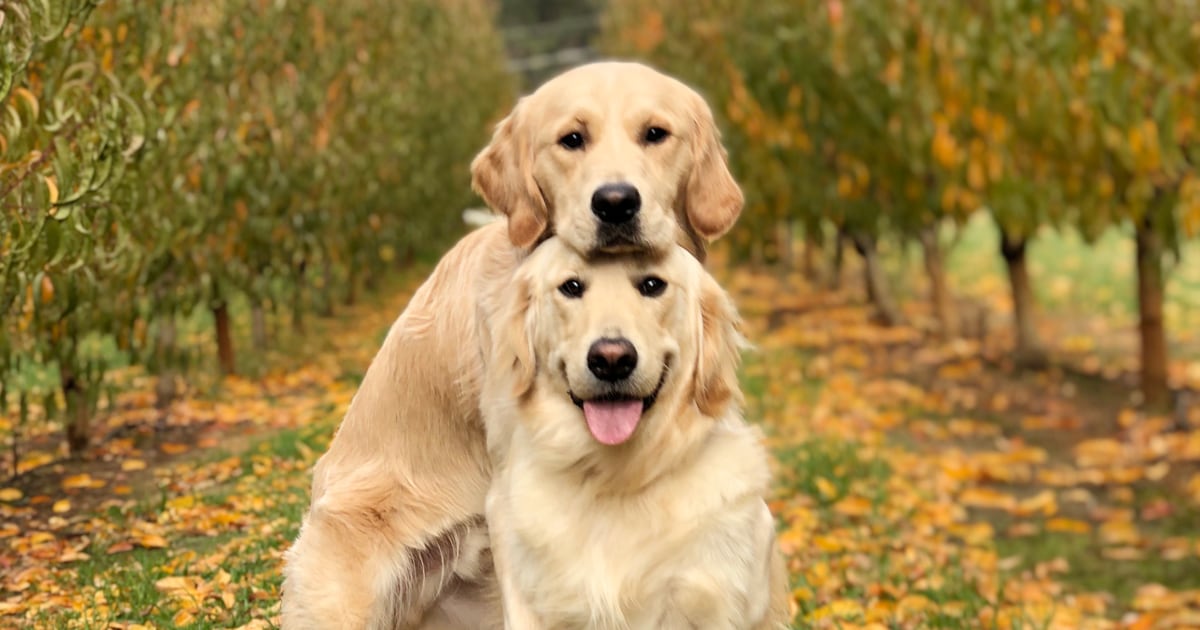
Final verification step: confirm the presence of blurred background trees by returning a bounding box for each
[1,0,512,458]
[603,0,1199,410]
[2,0,1197,463]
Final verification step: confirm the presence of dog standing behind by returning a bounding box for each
[483,238,791,629]
[281,61,744,629]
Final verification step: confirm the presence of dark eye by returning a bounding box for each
[558,278,585,298]
[558,132,585,150]
[637,276,667,297]
[644,127,670,144]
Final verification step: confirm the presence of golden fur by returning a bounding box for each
[281,61,744,629]
[483,239,791,629]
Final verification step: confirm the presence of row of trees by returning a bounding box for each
[603,0,1200,408]
[1,0,513,456]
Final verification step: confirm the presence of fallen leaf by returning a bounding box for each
[107,541,134,554]
[136,534,169,549]
[62,474,106,490]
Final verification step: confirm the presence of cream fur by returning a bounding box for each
[281,61,744,629]
[483,240,791,629]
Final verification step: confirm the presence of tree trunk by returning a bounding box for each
[850,232,903,326]
[774,219,794,270]
[61,364,90,455]
[292,287,305,334]
[155,315,177,409]
[319,257,335,317]
[919,224,958,339]
[294,258,307,333]
[1136,214,1170,410]
[251,304,268,350]
[999,230,1047,368]
[828,229,847,291]
[213,301,236,375]
[344,262,358,307]
[802,231,820,282]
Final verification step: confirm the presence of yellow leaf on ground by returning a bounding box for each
[137,534,169,549]
[0,488,22,502]
[52,499,71,513]
[1046,518,1091,534]
[958,487,1017,512]
[1099,520,1141,546]
[833,495,872,517]
[62,474,106,490]
[121,459,147,471]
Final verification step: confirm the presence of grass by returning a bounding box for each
[34,418,339,628]
[937,214,1200,351]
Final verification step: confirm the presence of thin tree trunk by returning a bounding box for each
[344,261,358,307]
[251,304,268,350]
[919,224,958,339]
[319,257,335,317]
[802,231,819,282]
[1136,214,1170,410]
[828,229,847,290]
[292,287,305,334]
[850,232,903,326]
[213,301,236,375]
[775,219,794,270]
[999,230,1047,368]
[61,364,89,455]
[155,315,177,409]
[294,258,307,334]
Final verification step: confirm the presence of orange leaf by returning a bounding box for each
[137,534,169,549]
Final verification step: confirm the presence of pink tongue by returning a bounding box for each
[582,400,644,445]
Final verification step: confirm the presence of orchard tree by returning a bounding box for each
[1043,0,1199,407]
[2,0,512,454]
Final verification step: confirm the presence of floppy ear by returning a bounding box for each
[471,99,549,249]
[693,273,746,416]
[493,274,537,398]
[684,93,744,242]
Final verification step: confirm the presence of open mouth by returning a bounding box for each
[568,364,668,446]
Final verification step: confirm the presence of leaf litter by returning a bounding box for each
[1,256,1199,628]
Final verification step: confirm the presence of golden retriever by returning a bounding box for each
[483,238,791,629]
[281,61,744,629]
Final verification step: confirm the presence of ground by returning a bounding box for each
[2,216,1200,629]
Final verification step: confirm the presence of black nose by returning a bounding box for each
[587,338,638,382]
[591,183,641,224]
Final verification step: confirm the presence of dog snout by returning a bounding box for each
[591,183,641,224]
[587,337,638,382]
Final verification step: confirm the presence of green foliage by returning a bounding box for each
[602,0,1200,246]
[1,0,513,452]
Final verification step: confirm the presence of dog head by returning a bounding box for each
[491,238,743,471]
[471,61,743,257]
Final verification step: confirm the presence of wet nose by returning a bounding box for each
[587,337,638,382]
[591,183,641,224]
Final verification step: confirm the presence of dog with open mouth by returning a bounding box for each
[482,238,791,630]
[281,61,745,629]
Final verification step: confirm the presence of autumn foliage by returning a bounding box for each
[1,0,513,454]
[602,0,1200,407]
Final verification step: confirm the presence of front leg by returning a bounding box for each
[656,576,740,630]
[659,501,785,630]
[485,485,546,630]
